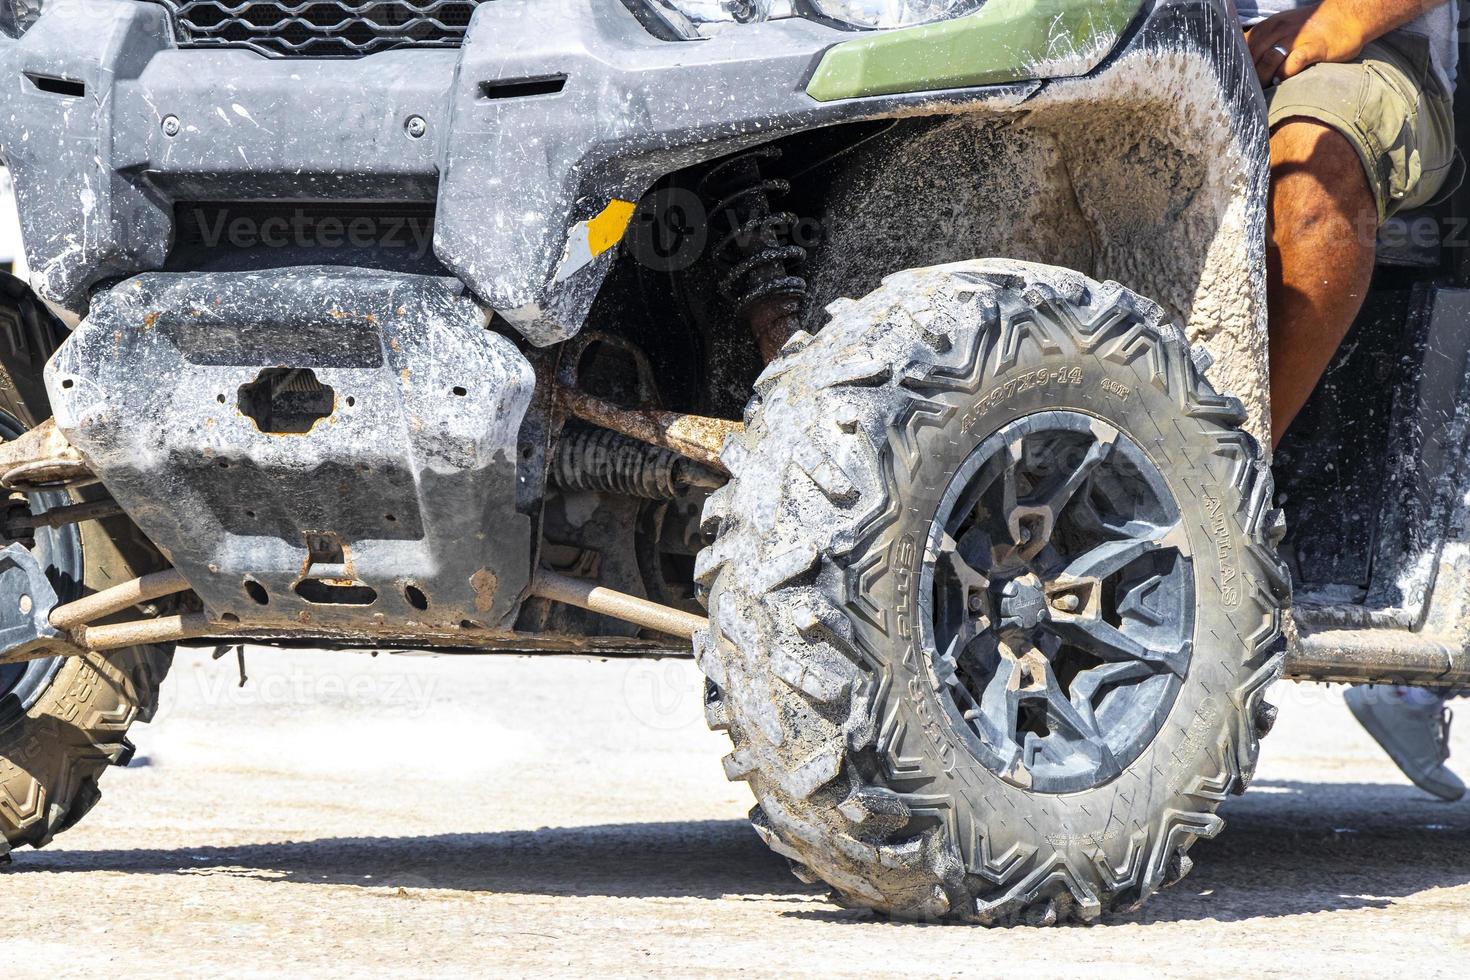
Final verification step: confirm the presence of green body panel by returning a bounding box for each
[805,0,1143,102]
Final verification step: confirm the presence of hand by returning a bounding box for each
[1245,5,1372,85]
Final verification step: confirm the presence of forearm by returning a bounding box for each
[1316,0,1439,47]
[1247,0,1444,83]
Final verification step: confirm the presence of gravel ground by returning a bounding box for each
[4,647,1469,977]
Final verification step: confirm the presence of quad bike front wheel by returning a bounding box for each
[0,277,172,860]
[696,259,1287,924]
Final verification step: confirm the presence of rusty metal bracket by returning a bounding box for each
[0,418,92,490]
[556,388,741,474]
[556,331,663,410]
[552,330,742,473]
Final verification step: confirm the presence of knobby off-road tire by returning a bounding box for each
[695,259,1287,924]
[0,274,172,861]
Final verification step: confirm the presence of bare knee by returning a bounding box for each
[1268,120,1377,248]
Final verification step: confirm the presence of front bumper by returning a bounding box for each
[0,0,1133,344]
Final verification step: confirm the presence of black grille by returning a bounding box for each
[159,0,489,58]
[167,201,445,276]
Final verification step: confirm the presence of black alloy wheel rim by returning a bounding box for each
[920,410,1196,793]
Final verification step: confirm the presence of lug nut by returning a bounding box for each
[967,594,983,613]
[405,115,427,139]
[161,115,181,138]
[1051,594,1079,612]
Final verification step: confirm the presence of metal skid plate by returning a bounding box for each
[47,268,536,632]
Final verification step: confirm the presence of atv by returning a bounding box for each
[0,0,1466,925]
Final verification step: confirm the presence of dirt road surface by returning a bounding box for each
[4,648,1469,976]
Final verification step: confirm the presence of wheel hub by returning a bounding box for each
[0,414,78,732]
[999,573,1047,630]
[921,411,1196,793]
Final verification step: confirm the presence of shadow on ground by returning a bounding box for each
[13,778,1470,925]
[1116,777,1470,925]
[16,819,803,902]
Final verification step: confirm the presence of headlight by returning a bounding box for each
[0,0,43,39]
[806,0,983,30]
[641,0,983,38]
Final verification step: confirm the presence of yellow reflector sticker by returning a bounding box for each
[587,199,636,257]
[554,199,637,283]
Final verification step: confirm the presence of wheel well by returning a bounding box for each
[587,48,1268,439]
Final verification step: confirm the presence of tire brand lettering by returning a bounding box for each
[893,532,955,775]
[894,534,916,659]
[1167,696,1220,795]
[1202,491,1239,606]
[1046,827,1121,846]
[967,367,1084,428]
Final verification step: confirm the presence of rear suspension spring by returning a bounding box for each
[551,426,721,501]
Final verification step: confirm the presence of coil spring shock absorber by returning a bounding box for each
[699,147,808,362]
[551,426,723,500]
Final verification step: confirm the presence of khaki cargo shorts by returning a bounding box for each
[1266,30,1458,221]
